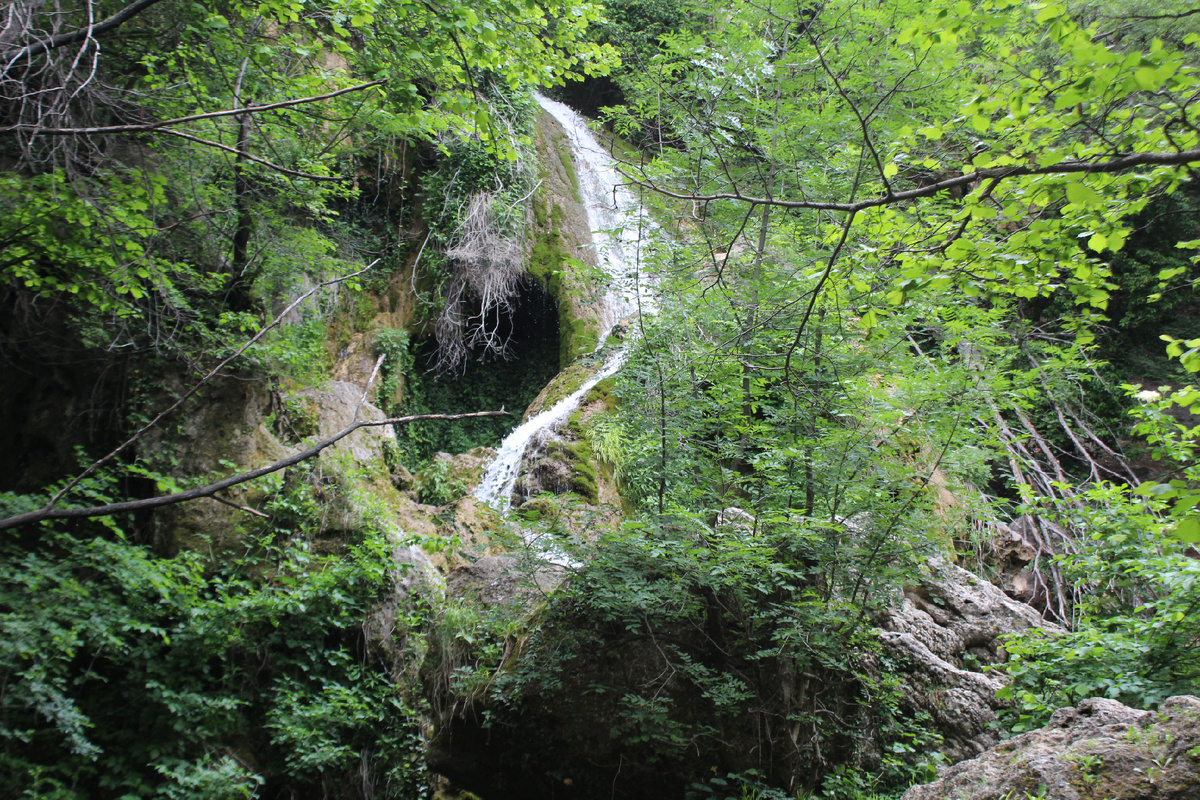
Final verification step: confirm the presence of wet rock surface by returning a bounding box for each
[902,695,1200,800]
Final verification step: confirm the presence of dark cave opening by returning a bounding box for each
[556,76,625,121]
[401,277,562,461]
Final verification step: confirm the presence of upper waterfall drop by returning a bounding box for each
[473,95,656,511]
[535,95,658,338]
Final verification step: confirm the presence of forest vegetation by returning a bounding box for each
[1,0,1199,797]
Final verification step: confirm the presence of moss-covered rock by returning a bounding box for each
[527,108,608,369]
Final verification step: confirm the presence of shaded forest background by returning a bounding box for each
[1,0,1199,797]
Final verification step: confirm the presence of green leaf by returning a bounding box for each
[1134,67,1159,91]
[1066,181,1103,207]
[1174,515,1200,543]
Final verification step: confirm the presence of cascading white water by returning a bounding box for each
[473,95,655,513]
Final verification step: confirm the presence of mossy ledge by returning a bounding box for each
[527,106,606,369]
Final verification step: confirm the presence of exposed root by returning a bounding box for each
[433,191,526,374]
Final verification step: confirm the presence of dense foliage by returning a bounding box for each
[0,0,613,795]
[427,0,1200,795]
[0,470,427,798]
[4,0,1200,798]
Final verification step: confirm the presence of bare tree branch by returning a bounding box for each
[623,148,1200,212]
[156,127,347,181]
[210,493,270,518]
[0,0,166,67]
[0,410,510,531]
[784,210,857,386]
[1100,8,1200,21]
[0,79,388,134]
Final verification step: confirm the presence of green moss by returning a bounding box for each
[557,142,580,198]
[597,128,643,165]
[527,199,601,366]
[533,362,590,412]
[328,289,378,351]
[547,420,599,503]
[585,377,617,410]
[529,233,565,294]
[529,118,603,368]
[569,317,599,358]
[532,192,547,227]
[518,495,560,521]
[568,449,598,502]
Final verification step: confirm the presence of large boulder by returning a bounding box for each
[902,695,1200,800]
[293,380,396,470]
[879,561,1058,762]
[424,558,1062,799]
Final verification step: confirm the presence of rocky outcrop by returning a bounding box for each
[902,695,1200,800]
[152,376,458,562]
[293,380,397,470]
[989,515,1067,607]
[148,379,289,554]
[879,561,1058,763]
[424,556,1060,799]
[446,555,567,606]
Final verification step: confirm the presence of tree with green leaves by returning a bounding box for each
[424,1,1200,794]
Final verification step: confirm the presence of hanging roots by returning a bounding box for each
[433,192,526,375]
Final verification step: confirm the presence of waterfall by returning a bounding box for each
[473,95,655,513]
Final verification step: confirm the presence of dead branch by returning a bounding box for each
[210,493,270,518]
[0,409,510,532]
[0,79,388,134]
[0,0,166,66]
[434,191,525,374]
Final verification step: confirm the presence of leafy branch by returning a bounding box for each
[620,148,1200,213]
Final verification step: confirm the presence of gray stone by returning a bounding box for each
[446,555,566,606]
[293,380,395,470]
[879,561,1059,762]
[902,695,1200,800]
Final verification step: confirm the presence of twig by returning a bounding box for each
[1,0,166,67]
[0,79,388,135]
[1,409,510,531]
[210,494,270,518]
[157,128,347,181]
[44,261,379,511]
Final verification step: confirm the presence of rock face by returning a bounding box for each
[148,379,289,553]
[294,380,397,469]
[902,695,1200,800]
[990,515,1067,608]
[525,107,608,370]
[879,562,1057,763]
[425,557,1055,799]
[446,555,567,606]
